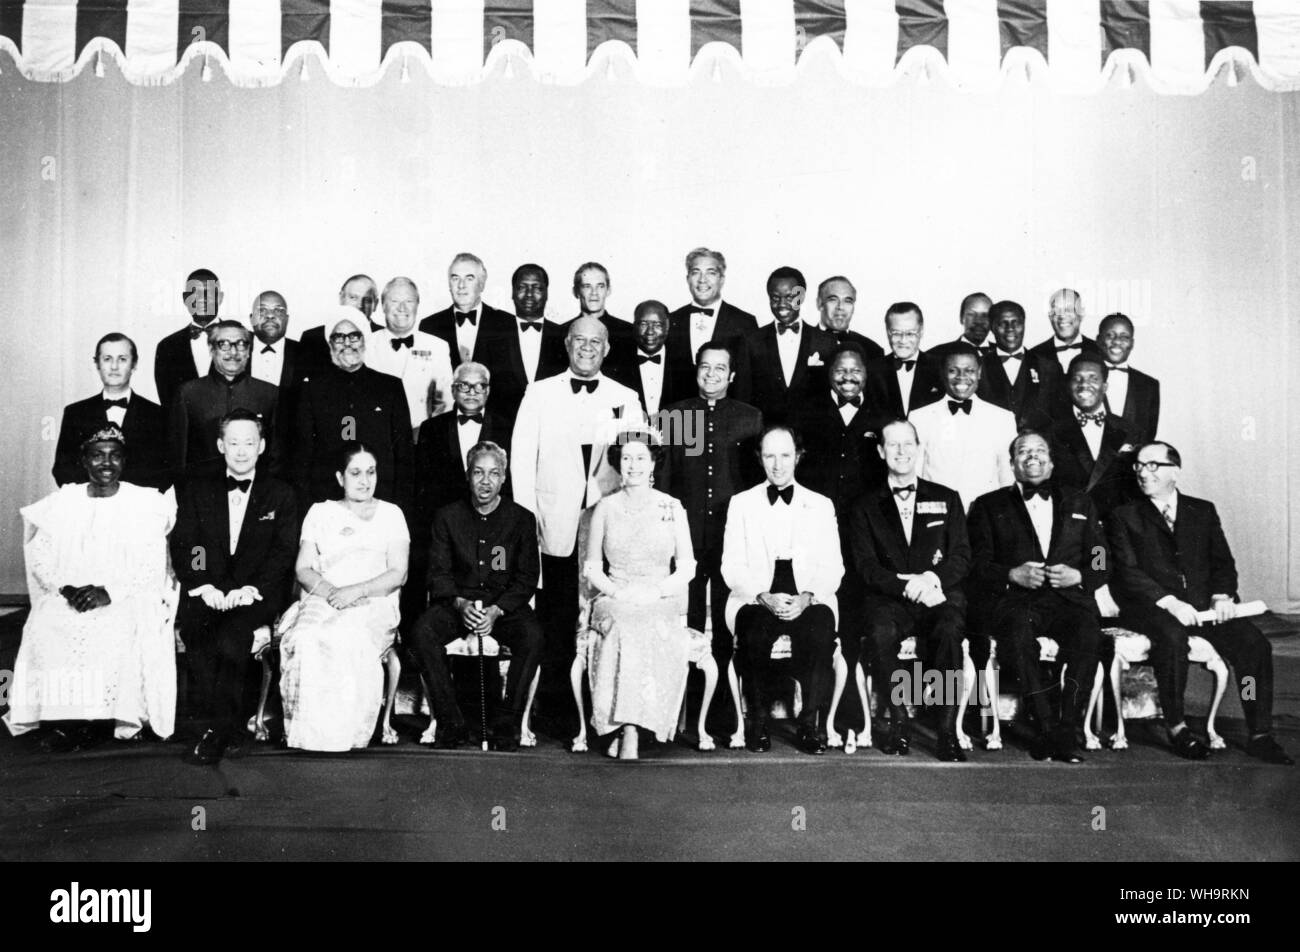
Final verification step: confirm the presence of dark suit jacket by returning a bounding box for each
[418,302,515,367]
[427,498,539,613]
[170,371,282,482]
[977,348,1059,429]
[866,350,944,419]
[1110,366,1160,447]
[1027,335,1101,365]
[1028,335,1103,419]
[791,390,888,518]
[658,396,764,554]
[967,483,1108,614]
[53,393,171,490]
[848,479,970,606]
[153,326,207,410]
[607,350,694,419]
[1048,413,1139,518]
[413,409,513,541]
[297,326,332,380]
[1107,494,1239,613]
[485,318,569,422]
[733,322,838,423]
[664,301,759,387]
[170,475,301,614]
[824,328,885,361]
[248,337,305,391]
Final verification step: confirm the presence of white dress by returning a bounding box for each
[280,500,408,751]
[4,482,177,739]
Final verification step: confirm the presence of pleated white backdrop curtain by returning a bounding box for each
[0,55,1296,609]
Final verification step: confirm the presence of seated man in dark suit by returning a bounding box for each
[867,301,944,418]
[409,441,543,751]
[154,268,222,410]
[848,419,970,761]
[418,253,514,367]
[928,291,993,368]
[170,321,281,484]
[734,267,837,424]
[967,430,1105,763]
[1049,354,1138,518]
[666,247,758,395]
[1107,442,1292,764]
[1098,312,1160,446]
[171,409,300,766]
[53,332,169,490]
[976,299,1057,429]
[814,276,883,359]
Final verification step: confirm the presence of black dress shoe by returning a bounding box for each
[1029,733,1053,761]
[1246,735,1295,766]
[183,729,226,766]
[796,728,827,755]
[1051,734,1086,764]
[745,724,771,753]
[432,724,469,750]
[223,733,249,759]
[1170,729,1210,761]
[491,729,521,753]
[881,729,911,756]
[40,728,83,754]
[935,733,967,763]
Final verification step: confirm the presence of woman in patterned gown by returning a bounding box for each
[584,428,696,760]
[280,442,409,751]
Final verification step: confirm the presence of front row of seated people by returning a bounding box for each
[4,412,1292,767]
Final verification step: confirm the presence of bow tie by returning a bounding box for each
[458,412,484,425]
[998,350,1024,362]
[103,397,129,409]
[638,353,662,365]
[519,321,542,333]
[455,310,477,326]
[260,344,275,354]
[1054,342,1082,353]
[226,476,251,493]
[187,324,207,340]
[767,484,794,506]
[1106,363,1129,373]
[776,322,800,336]
[835,394,861,409]
[948,399,972,415]
[1076,409,1106,427]
[570,378,599,394]
[390,336,414,351]
[891,356,916,372]
[688,306,715,318]
[891,484,916,499]
[1021,483,1051,501]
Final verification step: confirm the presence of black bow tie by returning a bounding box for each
[776,322,800,336]
[767,484,794,506]
[1055,342,1082,353]
[1076,409,1106,427]
[892,356,916,372]
[638,353,662,365]
[570,378,598,394]
[390,336,414,351]
[948,399,972,415]
[998,350,1024,362]
[187,324,207,340]
[1106,363,1129,373]
[458,412,484,425]
[1021,483,1050,501]
[689,306,715,317]
[455,310,477,326]
[519,321,542,333]
[891,484,916,499]
[226,476,251,493]
[260,344,275,354]
[836,394,861,409]
[103,397,129,409]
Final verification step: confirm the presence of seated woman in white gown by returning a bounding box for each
[280,442,409,751]
[584,428,696,760]
[4,425,177,751]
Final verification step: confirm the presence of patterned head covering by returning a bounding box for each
[79,424,126,450]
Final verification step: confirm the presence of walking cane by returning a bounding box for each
[475,600,489,751]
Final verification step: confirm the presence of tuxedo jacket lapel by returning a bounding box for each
[1090,422,1124,491]
[446,415,464,481]
[875,490,909,566]
[1009,488,1044,561]
[1060,422,1096,482]
[789,328,812,390]
[210,479,232,564]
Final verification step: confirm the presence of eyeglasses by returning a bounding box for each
[329,332,365,346]
[1132,461,1176,473]
[888,330,921,341]
[452,382,489,394]
[212,340,251,354]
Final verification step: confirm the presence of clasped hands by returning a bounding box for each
[192,584,263,611]
[897,571,945,607]
[758,591,813,621]
[456,598,503,637]
[59,584,111,613]
[1009,562,1082,590]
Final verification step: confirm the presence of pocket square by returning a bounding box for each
[807,353,824,367]
[259,510,276,521]
[1030,369,1039,383]
[1071,512,1087,520]
[927,520,943,528]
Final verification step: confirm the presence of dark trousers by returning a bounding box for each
[400,539,430,636]
[181,596,279,738]
[734,603,837,732]
[991,592,1100,734]
[538,551,581,724]
[860,596,964,732]
[686,543,731,661]
[409,602,544,733]
[1123,610,1273,735]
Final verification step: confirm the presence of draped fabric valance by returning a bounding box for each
[1,0,1297,92]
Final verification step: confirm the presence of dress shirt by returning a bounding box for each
[1077,409,1105,460]
[456,413,483,468]
[1023,487,1053,558]
[1105,362,1130,416]
[637,349,666,417]
[888,475,916,544]
[995,347,1025,382]
[834,389,860,426]
[762,483,797,559]
[452,304,482,361]
[190,327,212,379]
[893,355,917,414]
[1051,337,1084,371]
[688,301,722,359]
[227,470,253,554]
[251,339,285,387]
[910,394,1017,512]
[776,321,802,385]
[517,318,545,382]
[365,328,454,429]
[101,389,131,427]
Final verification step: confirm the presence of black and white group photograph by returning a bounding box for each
[1,0,1297,916]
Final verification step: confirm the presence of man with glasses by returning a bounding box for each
[868,302,944,418]
[300,275,383,375]
[154,268,223,409]
[170,320,280,483]
[366,277,455,436]
[1107,442,1293,764]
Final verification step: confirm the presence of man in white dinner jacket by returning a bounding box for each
[365,276,455,437]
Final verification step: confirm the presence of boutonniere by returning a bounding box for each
[863,431,877,440]
[932,548,944,566]
[1029,368,1039,384]
[413,349,432,360]
[258,510,276,521]
[807,353,825,367]
[1119,443,1135,454]
[374,406,383,412]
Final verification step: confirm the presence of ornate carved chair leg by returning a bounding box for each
[852,661,872,749]
[381,647,401,744]
[418,673,437,744]
[1205,656,1229,750]
[695,654,718,750]
[250,649,272,742]
[726,659,746,749]
[1109,655,1129,750]
[983,658,1003,750]
[826,647,847,749]
[569,651,589,752]
[955,643,975,751]
[1081,662,1102,750]
[520,668,540,747]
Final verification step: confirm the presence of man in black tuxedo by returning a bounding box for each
[154,268,222,410]
[1028,288,1101,373]
[929,291,993,369]
[814,276,884,360]
[247,291,305,416]
[294,310,414,513]
[300,275,382,376]
[967,430,1104,763]
[1049,354,1139,518]
[1107,442,1292,764]
[1097,312,1160,446]
[417,253,514,368]
[170,321,281,484]
[666,247,758,394]
[867,302,944,418]
[53,333,170,490]
[486,264,568,421]
[977,300,1058,429]
[608,300,692,420]
[171,409,300,765]
[409,441,543,751]
[848,419,970,761]
[563,262,636,376]
[659,341,763,726]
[734,267,837,424]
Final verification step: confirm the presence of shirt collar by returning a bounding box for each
[209,367,250,385]
[226,470,255,486]
[101,388,133,401]
[887,473,917,490]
